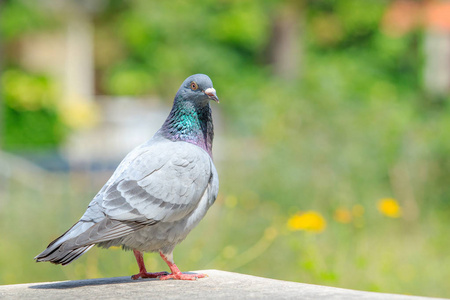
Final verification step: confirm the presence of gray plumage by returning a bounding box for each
[35,74,219,273]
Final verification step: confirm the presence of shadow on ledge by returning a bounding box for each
[29,271,203,290]
[29,276,142,289]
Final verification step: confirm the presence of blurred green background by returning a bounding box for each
[1,0,450,298]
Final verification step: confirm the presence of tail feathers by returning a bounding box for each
[34,220,96,265]
[35,244,94,265]
[35,217,155,265]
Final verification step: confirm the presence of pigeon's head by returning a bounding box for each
[176,74,219,106]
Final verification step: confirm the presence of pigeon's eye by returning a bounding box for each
[190,82,198,91]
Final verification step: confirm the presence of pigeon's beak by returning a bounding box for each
[204,88,219,103]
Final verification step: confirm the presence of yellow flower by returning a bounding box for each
[377,198,402,218]
[287,211,326,233]
[334,208,352,224]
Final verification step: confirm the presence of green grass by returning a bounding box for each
[1,163,449,298]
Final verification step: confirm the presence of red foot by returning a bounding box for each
[131,250,207,281]
[132,250,169,280]
[131,271,169,280]
[159,272,207,281]
[158,251,208,280]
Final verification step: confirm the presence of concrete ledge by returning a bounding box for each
[0,270,446,300]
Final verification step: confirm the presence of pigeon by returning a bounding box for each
[35,74,219,281]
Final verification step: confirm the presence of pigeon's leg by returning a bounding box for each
[131,250,169,280]
[158,251,207,280]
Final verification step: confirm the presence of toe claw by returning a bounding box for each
[131,271,170,280]
[158,272,207,281]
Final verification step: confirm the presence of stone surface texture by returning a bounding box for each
[0,270,447,300]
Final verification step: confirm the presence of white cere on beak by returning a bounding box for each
[204,87,219,103]
[204,88,216,95]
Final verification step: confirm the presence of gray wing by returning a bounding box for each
[100,138,214,223]
[35,136,217,265]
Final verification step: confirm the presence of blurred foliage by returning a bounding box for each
[1,0,450,298]
[0,0,64,150]
[94,0,275,97]
[1,70,64,150]
[0,0,52,39]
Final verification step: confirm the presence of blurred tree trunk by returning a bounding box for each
[423,31,450,98]
[0,0,4,150]
[266,1,303,81]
